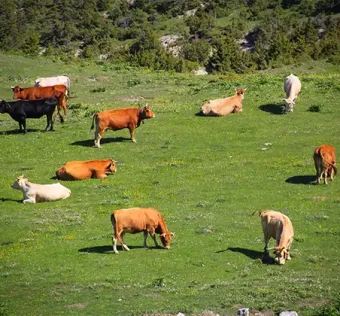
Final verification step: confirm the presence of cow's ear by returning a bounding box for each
[11,87,15,92]
[170,232,175,237]
[20,88,24,92]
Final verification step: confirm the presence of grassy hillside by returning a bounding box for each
[0,53,340,315]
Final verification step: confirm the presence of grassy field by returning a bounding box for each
[0,53,339,315]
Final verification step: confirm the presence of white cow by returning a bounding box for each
[34,76,71,95]
[284,74,301,113]
[11,176,71,203]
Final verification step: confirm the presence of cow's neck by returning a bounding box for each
[156,218,168,234]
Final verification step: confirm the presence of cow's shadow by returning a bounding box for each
[0,128,40,135]
[286,175,316,185]
[0,197,22,203]
[78,245,147,254]
[70,137,130,147]
[259,103,284,115]
[217,247,274,264]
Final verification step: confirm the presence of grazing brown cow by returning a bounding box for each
[200,88,245,116]
[313,144,337,185]
[90,105,156,147]
[12,85,68,122]
[111,207,174,254]
[253,210,294,265]
[56,159,117,180]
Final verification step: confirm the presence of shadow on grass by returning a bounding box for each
[0,197,22,203]
[217,247,275,264]
[0,128,40,135]
[78,245,148,254]
[70,137,130,147]
[286,175,316,185]
[259,103,283,115]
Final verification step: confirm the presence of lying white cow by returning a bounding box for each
[284,74,301,113]
[201,88,245,116]
[11,176,71,203]
[34,76,71,95]
[253,210,294,265]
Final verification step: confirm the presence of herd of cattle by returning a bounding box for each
[1,74,337,264]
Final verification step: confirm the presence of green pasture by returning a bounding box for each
[0,53,339,315]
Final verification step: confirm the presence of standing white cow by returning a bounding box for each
[34,76,71,95]
[11,176,71,203]
[284,74,301,113]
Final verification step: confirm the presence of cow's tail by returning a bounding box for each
[90,114,97,130]
[320,151,337,175]
[57,108,64,124]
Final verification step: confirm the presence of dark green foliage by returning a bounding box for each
[0,0,340,73]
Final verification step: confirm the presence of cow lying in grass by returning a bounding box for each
[111,207,174,254]
[253,210,294,265]
[12,176,71,203]
[313,144,337,185]
[200,88,245,116]
[56,159,117,180]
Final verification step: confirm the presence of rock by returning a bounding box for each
[237,308,249,316]
[279,312,298,316]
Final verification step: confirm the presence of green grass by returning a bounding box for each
[0,53,340,315]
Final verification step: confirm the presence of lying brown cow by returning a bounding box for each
[313,144,337,185]
[200,88,245,116]
[12,85,68,122]
[111,207,174,254]
[253,210,294,265]
[90,105,155,147]
[56,159,117,180]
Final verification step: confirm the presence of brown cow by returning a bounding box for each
[111,207,174,254]
[56,159,117,180]
[200,88,245,116]
[90,105,155,147]
[253,210,294,265]
[313,144,337,185]
[12,85,68,122]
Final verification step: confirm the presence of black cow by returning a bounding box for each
[0,98,59,133]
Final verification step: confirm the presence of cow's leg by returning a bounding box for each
[314,160,322,184]
[22,120,27,134]
[112,235,119,254]
[324,168,328,185]
[118,233,130,251]
[143,231,148,248]
[23,193,36,204]
[128,124,136,143]
[149,229,160,248]
[286,239,293,260]
[92,170,107,179]
[94,127,104,148]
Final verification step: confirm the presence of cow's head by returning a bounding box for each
[159,232,174,249]
[11,175,28,190]
[0,100,10,113]
[139,105,156,120]
[284,99,294,112]
[273,247,290,265]
[236,88,246,99]
[12,86,24,98]
[106,159,117,174]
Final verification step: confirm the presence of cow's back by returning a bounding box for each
[113,207,159,232]
[97,108,139,130]
[260,210,287,239]
[284,74,301,97]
